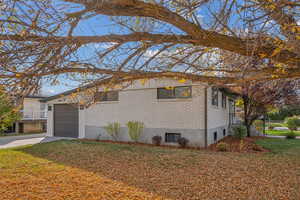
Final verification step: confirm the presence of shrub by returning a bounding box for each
[285,131,297,139]
[253,120,264,132]
[127,121,144,142]
[232,125,247,139]
[216,142,229,152]
[177,137,189,148]
[284,116,300,131]
[152,135,162,146]
[104,122,120,141]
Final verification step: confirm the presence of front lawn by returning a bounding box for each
[265,129,300,136]
[0,139,299,200]
[0,132,44,137]
[256,138,300,155]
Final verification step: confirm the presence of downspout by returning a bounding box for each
[204,87,208,148]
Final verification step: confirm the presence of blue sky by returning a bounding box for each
[40,0,256,96]
[41,1,217,96]
[42,13,115,96]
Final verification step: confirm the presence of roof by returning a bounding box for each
[41,77,240,102]
[41,78,113,102]
[25,95,47,99]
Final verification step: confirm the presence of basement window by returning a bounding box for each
[95,91,119,102]
[165,133,181,143]
[214,132,218,142]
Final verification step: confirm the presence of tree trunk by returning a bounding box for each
[246,124,251,137]
[243,96,251,137]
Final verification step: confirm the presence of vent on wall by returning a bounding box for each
[214,132,217,141]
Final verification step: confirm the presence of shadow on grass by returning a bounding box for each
[13,139,300,200]
[15,139,205,199]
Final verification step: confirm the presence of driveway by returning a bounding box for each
[0,134,70,149]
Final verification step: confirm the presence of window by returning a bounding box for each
[223,129,226,136]
[222,93,227,108]
[40,103,46,111]
[157,86,192,99]
[211,87,219,106]
[165,133,181,143]
[157,87,174,99]
[214,131,217,141]
[95,91,119,102]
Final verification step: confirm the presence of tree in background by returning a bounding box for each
[234,80,299,137]
[268,105,300,121]
[0,90,20,133]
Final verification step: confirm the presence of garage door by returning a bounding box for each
[54,104,79,138]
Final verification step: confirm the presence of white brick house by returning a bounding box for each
[43,78,236,147]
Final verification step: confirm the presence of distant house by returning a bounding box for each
[42,78,237,147]
[7,96,47,134]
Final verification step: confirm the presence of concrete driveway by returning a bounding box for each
[0,134,70,149]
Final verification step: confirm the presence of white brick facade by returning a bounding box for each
[46,78,233,147]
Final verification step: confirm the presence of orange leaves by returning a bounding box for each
[259,53,267,59]
[164,86,174,90]
[271,48,282,57]
[139,79,148,86]
[15,73,22,78]
[0,140,299,200]
[178,78,186,83]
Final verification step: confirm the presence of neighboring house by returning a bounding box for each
[12,96,47,133]
[42,78,237,147]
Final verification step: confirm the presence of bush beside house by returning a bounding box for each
[126,121,144,142]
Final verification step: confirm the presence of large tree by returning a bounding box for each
[0,0,300,97]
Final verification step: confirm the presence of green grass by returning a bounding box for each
[0,132,44,137]
[256,138,300,155]
[266,122,285,127]
[265,129,300,136]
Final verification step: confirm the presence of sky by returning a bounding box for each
[41,11,115,96]
[39,0,289,96]
[41,0,219,96]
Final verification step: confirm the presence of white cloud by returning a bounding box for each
[41,89,57,96]
[94,42,118,49]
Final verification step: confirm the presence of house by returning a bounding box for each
[9,96,47,134]
[42,78,237,147]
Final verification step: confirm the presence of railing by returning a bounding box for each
[21,110,47,120]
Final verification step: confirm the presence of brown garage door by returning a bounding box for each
[54,104,79,138]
